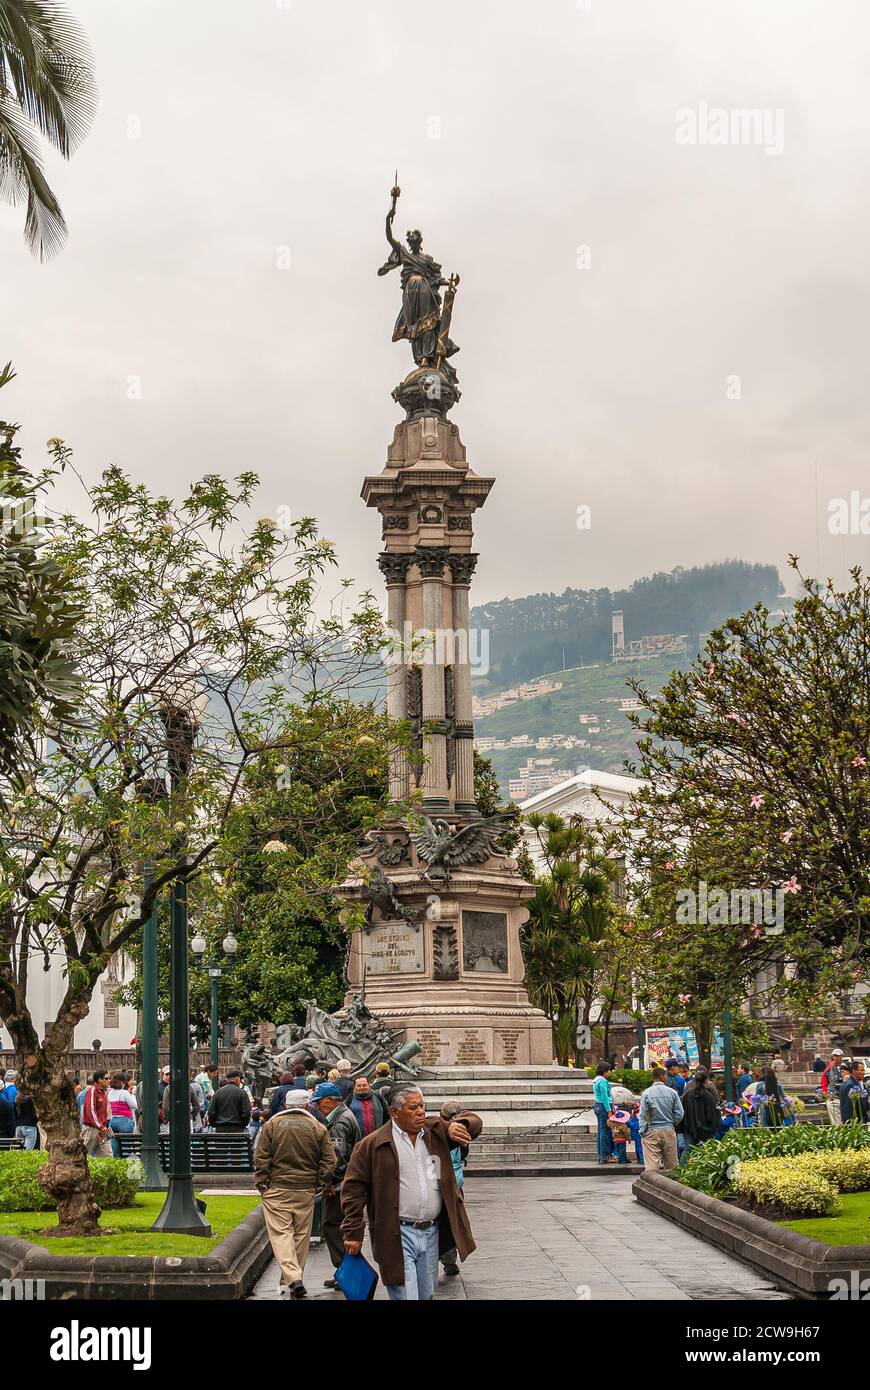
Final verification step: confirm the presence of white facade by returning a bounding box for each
[0,953,138,1054]
[520,766,645,871]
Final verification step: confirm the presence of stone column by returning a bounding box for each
[448,554,478,815]
[416,545,451,812]
[378,552,413,801]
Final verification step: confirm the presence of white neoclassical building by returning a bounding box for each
[520,766,644,871]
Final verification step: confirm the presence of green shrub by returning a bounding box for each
[679,1121,870,1196]
[0,1151,142,1213]
[733,1157,840,1217]
[586,1066,652,1093]
[792,1148,870,1194]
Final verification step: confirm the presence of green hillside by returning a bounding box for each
[474,655,688,797]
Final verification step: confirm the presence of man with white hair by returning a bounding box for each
[334,1058,354,1101]
[254,1088,336,1300]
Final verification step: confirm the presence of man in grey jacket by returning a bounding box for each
[639,1066,684,1172]
[313,1081,361,1289]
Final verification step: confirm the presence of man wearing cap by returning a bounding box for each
[821,1048,846,1127]
[639,1066,684,1172]
[340,1083,483,1301]
[372,1061,392,1096]
[255,1088,336,1300]
[312,1081,361,1289]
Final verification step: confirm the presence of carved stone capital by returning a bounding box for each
[378,551,415,584]
[446,553,478,585]
[414,545,451,579]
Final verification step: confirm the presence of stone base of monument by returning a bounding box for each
[416,1065,603,1168]
[359,1003,553,1068]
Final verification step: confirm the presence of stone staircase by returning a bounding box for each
[419,1065,624,1171]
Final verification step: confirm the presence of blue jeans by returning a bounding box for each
[386,1223,441,1301]
[15,1125,38,1150]
[593,1103,614,1162]
[109,1114,135,1157]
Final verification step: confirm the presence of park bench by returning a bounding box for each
[115,1132,254,1172]
[0,1137,24,1150]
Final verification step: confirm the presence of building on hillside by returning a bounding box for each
[520,768,870,1071]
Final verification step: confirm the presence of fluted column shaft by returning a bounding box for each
[448,554,478,814]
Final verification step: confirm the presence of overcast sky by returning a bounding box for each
[5,0,870,605]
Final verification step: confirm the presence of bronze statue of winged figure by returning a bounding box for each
[409,815,511,883]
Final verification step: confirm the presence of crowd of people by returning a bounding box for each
[592,1045,870,1173]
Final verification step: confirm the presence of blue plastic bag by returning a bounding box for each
[335,1250,379,1301]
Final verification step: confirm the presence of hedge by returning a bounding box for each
[0,1151,142,1212]
[733,1157,840,1217]
[678,1120,870,1196]
[586,1067,651,1093]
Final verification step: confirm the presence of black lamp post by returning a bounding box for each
[137,775,167,1192]
[151,686,211,1237]
[191,930,238,1066]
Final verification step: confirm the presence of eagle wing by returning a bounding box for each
[445,816,508,867]
[410,818,440,864]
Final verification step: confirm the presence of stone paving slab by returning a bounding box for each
[248,1175,794,1302]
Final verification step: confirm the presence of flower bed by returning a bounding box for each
[677,1119,870,1196]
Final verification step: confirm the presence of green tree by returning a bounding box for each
[0,459,383,1233]
[521,813,621,1064]
[0,0,96,258]
[0,364,81,792]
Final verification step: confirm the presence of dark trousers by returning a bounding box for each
[322,1190,345,1269]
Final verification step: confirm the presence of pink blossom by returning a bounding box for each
[782,876,801,894]
[781,830,794,844]
[725,712,740,722]
[664,860,675,870]
[852,755,867,768]
[749,924,765,940]
[750,794,765,809]
[678,992,692,1004]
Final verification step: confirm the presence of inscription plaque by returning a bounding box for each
[363,921,425,975]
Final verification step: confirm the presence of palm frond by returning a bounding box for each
[0,94,66,258]
[0,0,96,154]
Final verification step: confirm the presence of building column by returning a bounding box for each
[448,554,478,815]
[416,546,451,812]
[378,552,414,802]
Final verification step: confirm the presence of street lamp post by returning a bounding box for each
[152,687,211,1237]
[139,775,166,1192]
[191,931,238,1066]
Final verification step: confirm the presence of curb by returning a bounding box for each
[0,1205,271,1301]
[632,1170,870,1298]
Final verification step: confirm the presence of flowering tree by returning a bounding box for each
[0,459,383,1233]
[617,560,870,1056]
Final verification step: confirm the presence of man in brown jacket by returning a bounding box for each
[255,1088,336,1299]
[340,1082,482,1300]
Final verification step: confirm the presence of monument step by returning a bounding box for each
[426,1067,586,1081]
[420,1078,592,1097]
[421,1093,592,1110]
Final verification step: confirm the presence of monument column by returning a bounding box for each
[378,551,413,801]
[448,552,478,815]
[416,545,452,812]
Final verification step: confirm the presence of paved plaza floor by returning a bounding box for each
[248,1174,794,1301]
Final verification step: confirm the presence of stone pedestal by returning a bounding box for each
[338,374,551,1066]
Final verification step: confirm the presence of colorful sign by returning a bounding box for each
[645,1026,725,1070]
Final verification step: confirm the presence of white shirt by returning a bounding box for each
[392,1121,442,1223]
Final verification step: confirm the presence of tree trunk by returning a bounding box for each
[695,1017,713,1070]
[33,1067,102,1236]
[4,997,102,1236]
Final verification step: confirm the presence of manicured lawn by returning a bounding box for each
[780,1190,870,1245]
[0,1192,260,1257]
